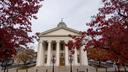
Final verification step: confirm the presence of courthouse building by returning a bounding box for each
[36,21,88,66]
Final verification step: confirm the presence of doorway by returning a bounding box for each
[60,53,65,66]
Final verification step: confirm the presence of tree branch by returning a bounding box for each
[118,9,127,18]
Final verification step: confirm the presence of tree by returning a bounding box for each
[67,0,128,70]
[86,0,128,65]
[15,48,35,65]
[87,48,111,67]
[0,0,42,61]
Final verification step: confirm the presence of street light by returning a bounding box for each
[51,55,56,72]
[69,54,73,72]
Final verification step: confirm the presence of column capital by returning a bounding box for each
[47,40,52,43]
[56,40,60,43]
[64,40,69,43]
[39,40,43,43]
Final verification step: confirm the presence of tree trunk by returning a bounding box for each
[96,67,98,72]
[117,66,120,72]
[23,61,26,66]
[98,61,101,67]
[115,67,117,72]
[123,65,127,72]
[116,64,120,72]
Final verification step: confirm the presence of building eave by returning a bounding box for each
[39,26,81,37]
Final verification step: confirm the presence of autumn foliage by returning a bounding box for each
[65,33,86,54]
[67,0,128,66]
[0,0,42,61]
[87,48,110,62]
[15,48,35,65]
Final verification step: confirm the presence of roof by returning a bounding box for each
[39,21,80,37]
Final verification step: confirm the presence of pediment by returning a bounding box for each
[39,27,80,37]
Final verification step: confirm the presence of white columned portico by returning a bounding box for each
[36,21,89,67]
[80,46,88,65]
[65,41,69,66]
[56,40,60,66]
[46,40,52,66]
[36,40,44,66]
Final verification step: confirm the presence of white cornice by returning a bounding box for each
[39,26,80,37]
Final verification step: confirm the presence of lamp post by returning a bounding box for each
[51,55,56,72]
[69,54,73,72]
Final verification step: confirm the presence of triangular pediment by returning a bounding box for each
[39,27,80,37]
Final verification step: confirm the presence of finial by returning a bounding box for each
[57,18,67,27]
[61,18,64,22]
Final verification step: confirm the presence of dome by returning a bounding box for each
[57,22,67,27]
[57,21,67,27]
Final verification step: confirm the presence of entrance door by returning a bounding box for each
[60,53,65,66]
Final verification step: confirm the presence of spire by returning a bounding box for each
[57,18,67,28]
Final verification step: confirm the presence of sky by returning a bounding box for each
[31,0,102,50]
[32,0,102,33]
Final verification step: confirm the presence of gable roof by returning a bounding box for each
[39,22,81,37]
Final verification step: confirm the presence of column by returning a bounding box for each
[46,40,52,66]
[56,40,60,66]
[36,40,44,66]
[80,46,88,65]
[65,41,69,66]
[73,48,78,65]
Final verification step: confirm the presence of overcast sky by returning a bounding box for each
[31,0,102,50]
[32,0,102,33]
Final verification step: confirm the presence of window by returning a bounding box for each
[60,53,64,57]
[52,43,56,51]
[77,54,80,63]
[44,43,48,51]
[44,55,47,63]
[60,43,64,50]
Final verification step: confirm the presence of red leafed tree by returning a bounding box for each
[86,0,128,65]
[65,33,86,55]
[0,0,42,61]
[67,0,128,68]
[88,48,111,67]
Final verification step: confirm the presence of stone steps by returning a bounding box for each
[7,66,96,72]
[35,66,96,72]
[58,66,69,72]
